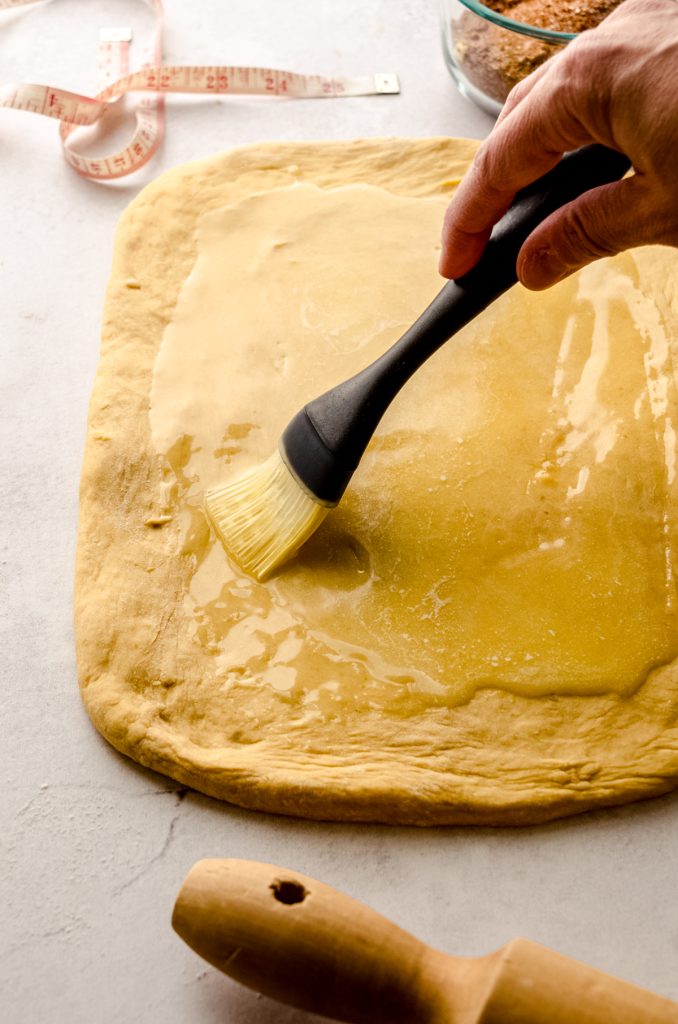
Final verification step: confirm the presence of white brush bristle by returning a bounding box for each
[204,450,329,581]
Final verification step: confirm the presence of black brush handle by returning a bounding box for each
[283,144,631,504]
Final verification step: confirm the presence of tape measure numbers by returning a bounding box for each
[0,0,400,181]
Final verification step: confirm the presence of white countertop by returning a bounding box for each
[2,2,677,1021]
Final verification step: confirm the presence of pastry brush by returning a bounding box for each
[204,144,630,580]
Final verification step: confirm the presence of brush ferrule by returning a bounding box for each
[280,408,350,506]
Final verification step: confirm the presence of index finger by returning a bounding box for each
[439,66,594,279]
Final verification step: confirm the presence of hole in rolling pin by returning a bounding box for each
[270,879,307,905]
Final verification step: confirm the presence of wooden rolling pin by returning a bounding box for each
[172,858,678,1024]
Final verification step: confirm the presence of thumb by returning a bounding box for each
[517,175,660,290]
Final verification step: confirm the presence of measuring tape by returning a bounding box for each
[0,0,399,181]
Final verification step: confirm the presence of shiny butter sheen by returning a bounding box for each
[149,183,678,715]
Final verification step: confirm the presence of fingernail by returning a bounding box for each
[519,247,569,290]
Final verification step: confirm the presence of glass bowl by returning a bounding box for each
[440,0,576,117]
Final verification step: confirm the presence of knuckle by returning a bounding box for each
[470,143,494,182]
[556,35,616,129]
[471,144,511,199]
[558,203,616,263]
[504,77,529,109]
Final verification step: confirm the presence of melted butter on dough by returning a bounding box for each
[149,181,678,713]
[75,139,678,824]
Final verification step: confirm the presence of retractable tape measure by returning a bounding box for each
[0,0,400,181]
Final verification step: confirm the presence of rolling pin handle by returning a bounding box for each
[173,860,678,1024]
[172,859,459,1023]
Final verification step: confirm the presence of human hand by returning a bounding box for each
[439,0,678,289]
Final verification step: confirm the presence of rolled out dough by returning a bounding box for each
[75,138,678,825]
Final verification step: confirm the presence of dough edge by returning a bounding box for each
[75,137,678,826]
